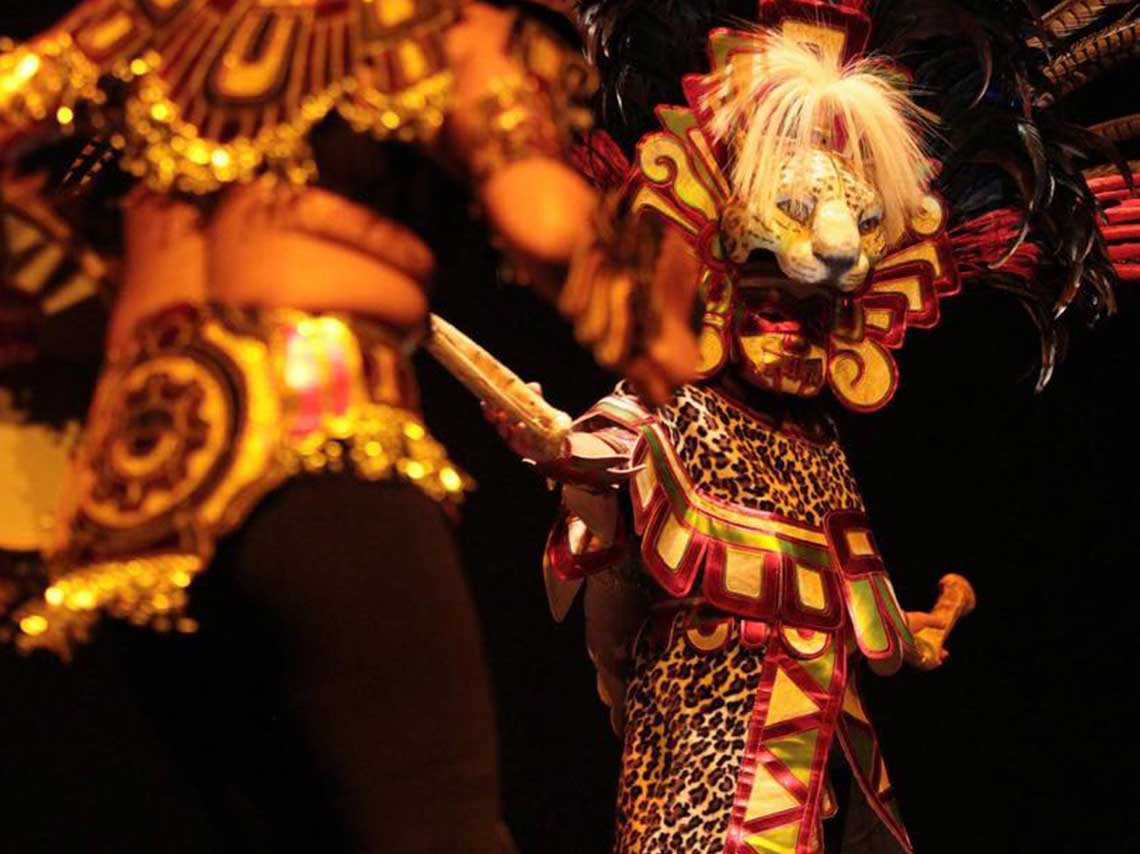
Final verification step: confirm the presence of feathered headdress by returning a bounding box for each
[866,1,1137,388]
[702,25,931,243]
[582,0,1135,390]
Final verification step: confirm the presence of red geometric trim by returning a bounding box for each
[637,495,708,597]
[542,508,628,582]
[824,510,906,672]
[724,632,849,854]
[825,510,883,579]
[701,542,785,621]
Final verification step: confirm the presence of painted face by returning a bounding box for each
[718,149,892,397]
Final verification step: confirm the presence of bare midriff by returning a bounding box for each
[108,182,433,352]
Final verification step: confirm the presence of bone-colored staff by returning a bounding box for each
[424,314,573,461]
[912,573,977,670]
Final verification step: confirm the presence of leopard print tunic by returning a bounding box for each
[654,384,864,527]
[616,615,763,853]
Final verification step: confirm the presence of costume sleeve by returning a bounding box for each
[1,3,151,380]
[825,509,916,676]
[540,393,649,735]
[460,12,595,186]
[450,7,605,291]
[543,502,628,581]
[451,7,684,380]
[540,388,647,580]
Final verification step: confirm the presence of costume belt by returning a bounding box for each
[644,598,837,660]
[13,303,470,655]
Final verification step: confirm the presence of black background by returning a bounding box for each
[2,5,1138,852]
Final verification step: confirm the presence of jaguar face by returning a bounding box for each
[719,148,892,398]
[693,26,933,400]
[721,148,888,292]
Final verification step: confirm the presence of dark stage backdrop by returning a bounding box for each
[2,5,1138,852]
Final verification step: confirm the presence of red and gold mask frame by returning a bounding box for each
[626,0,959,411]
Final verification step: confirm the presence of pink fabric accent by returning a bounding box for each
[283,327,323,437]
[543,509,628,581]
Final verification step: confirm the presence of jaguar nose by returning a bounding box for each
[811,199,861,279]
[815,252,858,278]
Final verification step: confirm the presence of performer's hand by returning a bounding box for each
[482,382,566,463]
[906,611,948,634]
[905,610,950,669]
[561,216,700,407]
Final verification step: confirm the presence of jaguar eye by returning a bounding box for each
[859,211,882,234]
[777,196,815,224]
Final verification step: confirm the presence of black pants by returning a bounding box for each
[117,475,512,853]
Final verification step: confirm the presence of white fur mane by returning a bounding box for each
[704,30,933,242]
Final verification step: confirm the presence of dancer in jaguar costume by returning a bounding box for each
[0,1,699,850]
[486,1,1140,851]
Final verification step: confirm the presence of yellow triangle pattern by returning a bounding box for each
[768,730,819,787]
[744,761,799,822]
[877,757,892,795]
[798,645,837,691]
[764,667,819,727]
[745,820,801,854]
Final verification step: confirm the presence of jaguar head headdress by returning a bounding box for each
[582,0,1133,408]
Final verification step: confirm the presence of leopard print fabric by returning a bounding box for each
[655,385,864,527]
[615,616,763,853]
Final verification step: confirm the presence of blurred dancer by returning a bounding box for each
[0,2,696,850]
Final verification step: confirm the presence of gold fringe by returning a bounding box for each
[0,34,100,131]
[14,554,203,659]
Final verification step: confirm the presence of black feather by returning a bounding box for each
[582,0,1130,387]
[870,0,1125,387]
[577,0,754,151]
